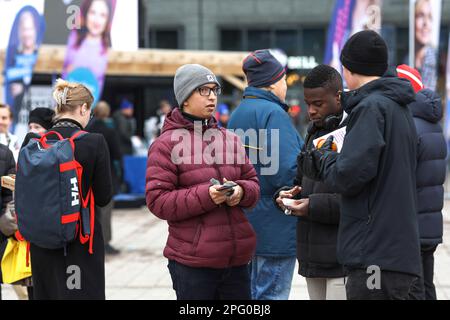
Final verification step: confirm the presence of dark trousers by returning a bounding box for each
[27,286,34,300]
[345,268,418,300]
[409,245,438,300]
[30,219,105,300]
[168,260,251,300]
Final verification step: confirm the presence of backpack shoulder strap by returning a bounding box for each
[67,130,88,152]
[70,130,88,142]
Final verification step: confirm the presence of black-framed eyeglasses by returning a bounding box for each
[197,86,222,97]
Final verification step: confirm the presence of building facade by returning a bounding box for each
[33,0,450,138]
[141,0,450,136]
[144,0,450,59]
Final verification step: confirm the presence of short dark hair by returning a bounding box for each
[304,64,343,93]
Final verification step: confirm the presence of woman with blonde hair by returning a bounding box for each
[414,0,438,89]
[23,79,112,300]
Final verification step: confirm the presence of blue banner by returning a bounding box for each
[4,5,45,130]
[324,0,383,72]
[324,0,355,70]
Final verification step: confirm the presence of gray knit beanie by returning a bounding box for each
[173,64,220,107]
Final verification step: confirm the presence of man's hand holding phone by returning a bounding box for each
[222,178,243,207]
[209,178,243,206]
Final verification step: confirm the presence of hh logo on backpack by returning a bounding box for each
[15,131,96,254]
[70,178,79,206]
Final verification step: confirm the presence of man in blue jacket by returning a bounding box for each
[228,49,304,300]
[299,31,421,299]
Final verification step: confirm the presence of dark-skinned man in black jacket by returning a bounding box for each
[275,64,348,300]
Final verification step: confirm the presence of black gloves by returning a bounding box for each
[298,150,320,181]
[298,136,337,181]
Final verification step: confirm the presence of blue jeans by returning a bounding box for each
[249,256,296,300]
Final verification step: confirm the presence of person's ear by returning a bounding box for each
[336,91,342,106]
[81,103,88,115]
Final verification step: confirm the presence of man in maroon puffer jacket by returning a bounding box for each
[146,64,260,300]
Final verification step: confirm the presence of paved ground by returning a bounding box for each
[2,201,450,300]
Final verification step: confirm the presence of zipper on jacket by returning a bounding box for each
[211,151,237,268]
[226,207,237,267]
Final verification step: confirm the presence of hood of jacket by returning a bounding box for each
[408,88,443,124]
[342,72,416,114]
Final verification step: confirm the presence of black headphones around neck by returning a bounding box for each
[307,112,344,135]
[322,112,344,131]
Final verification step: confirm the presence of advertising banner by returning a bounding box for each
[62,0,118,106]
[3,4,46,141]
[410,0,442,90]
[324,0,383,73]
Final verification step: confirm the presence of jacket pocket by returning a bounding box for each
[191,223,203,255]
[342,188,370,221]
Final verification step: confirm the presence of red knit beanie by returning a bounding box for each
[396,64,424,93]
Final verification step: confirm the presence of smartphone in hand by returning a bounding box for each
[210,179,237,196]
[216,183,237,191]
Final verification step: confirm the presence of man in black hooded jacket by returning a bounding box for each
[299,30,421,300]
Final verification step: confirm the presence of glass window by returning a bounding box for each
[275,30,299,56]
[221,30,243,51]
[395,27,409,65]
[302,28,325,63]
[248,30,271,51]
[155,30,179,49]
[148,28,182,49]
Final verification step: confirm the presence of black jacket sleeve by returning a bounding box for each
[1,148,16,214]
[93,136,113,207]
[308,193,341,225]
[321,103,386,196]
[0,148,16,241]
[21,132,40,149]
